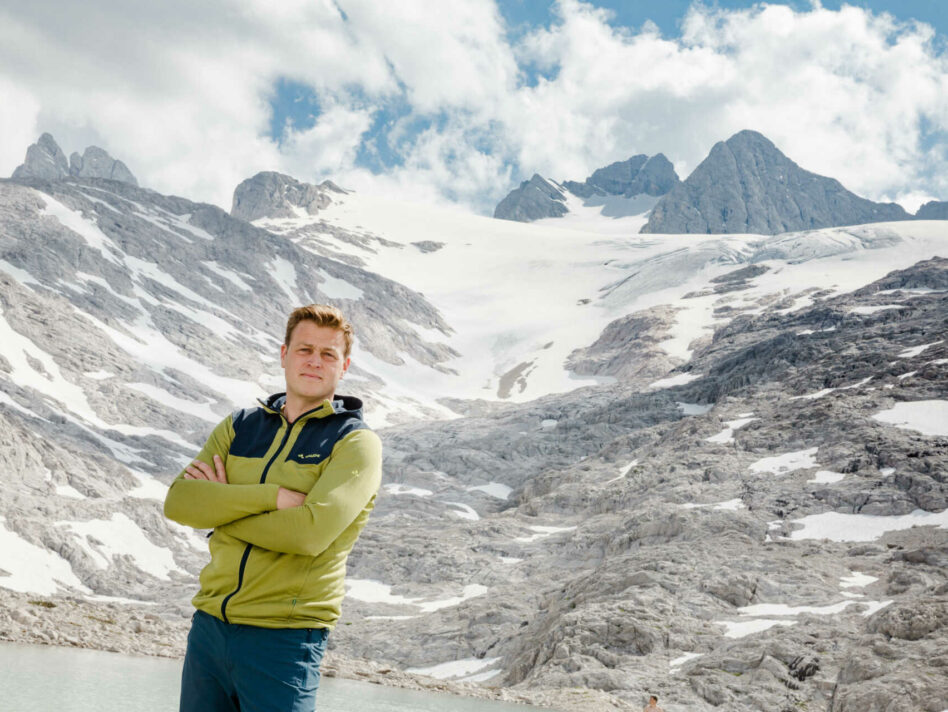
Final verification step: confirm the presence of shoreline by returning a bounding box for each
[0,589,632,712]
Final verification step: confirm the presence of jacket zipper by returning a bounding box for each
[220,415,294,623]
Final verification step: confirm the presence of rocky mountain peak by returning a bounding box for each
[642,129,911,234]
[492,174,568,222]
[11,133,138,186]
[565,153,679,199]
[69,146,138,186]
[11,132,70,180]
[494,155,679,223]
[915,200,948,219]
[231,171,347,222]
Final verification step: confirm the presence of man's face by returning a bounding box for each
[280,321,350,406]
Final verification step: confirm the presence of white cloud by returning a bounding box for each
[0,1,947,214]
[507,1,948,207]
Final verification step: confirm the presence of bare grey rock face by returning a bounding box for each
[642,130,912,234]
[492,174,568,222]
[332,257,947,711]
[915,200,948,219]
[565,154,679,199]
[12,134,138,187]
[11,133,69,181]
[494,155,679,223]
[564,305,681,382]
[69,146,138,186]
[231,171,347,221]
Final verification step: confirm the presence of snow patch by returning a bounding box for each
[468,482,512,500]
[678,402,713,416]
[706,417,756,443]
[407,657,501,681]
[808,470,846,484]
[317,270,364,300]
[872,400,948,437]
[785,509,948,542]
[849,305,906,315]
[649,373,701,389]
[898,340,943,358]
[840,572,878,588]
[716,619,796,638]
[515,525,577,543]
[748,447,819,476]
[383,483,434,497]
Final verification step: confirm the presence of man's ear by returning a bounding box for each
[280,343,288,368]
[341,357,351,376]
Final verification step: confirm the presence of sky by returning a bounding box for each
[2,1,948,214]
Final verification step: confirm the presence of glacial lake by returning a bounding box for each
[0,642,540,711]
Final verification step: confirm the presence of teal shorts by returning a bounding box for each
[180,610,329,712]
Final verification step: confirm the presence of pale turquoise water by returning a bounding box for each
[0,642,538,711]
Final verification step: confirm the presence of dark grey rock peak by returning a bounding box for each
[231,171,347,222]
[492,173,568,222]
[915,200,948,219]
[566,153,679,199]
[641,129,912,235]
[12,133,138,186]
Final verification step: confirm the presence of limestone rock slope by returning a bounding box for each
[0,136,458,614]
[0,132,946,712]
[642,130,911,235]
[334,258,947,711]
[232,171,346,222]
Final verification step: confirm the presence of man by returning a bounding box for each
[644,694,665,712]
[164,304,382,712]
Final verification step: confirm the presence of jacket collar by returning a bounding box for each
[258,392,365,422]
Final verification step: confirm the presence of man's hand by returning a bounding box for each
[276,487,306,509]
[184,454,228,483]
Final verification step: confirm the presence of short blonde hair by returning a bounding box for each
[284,304,353,358]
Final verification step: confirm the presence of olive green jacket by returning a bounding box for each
[164,393,382,629]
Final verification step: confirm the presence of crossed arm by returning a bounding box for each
[218,429,382,557]
[163,417,302,529]
[163,418,382,558]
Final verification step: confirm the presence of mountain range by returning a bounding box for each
[496,130,940,236]
[0,133,945,712]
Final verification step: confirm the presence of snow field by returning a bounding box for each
[0,516,89,595]
[55,513,183,580]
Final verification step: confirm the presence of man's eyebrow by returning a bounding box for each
[297,342,341,353]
